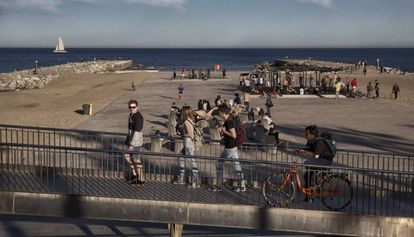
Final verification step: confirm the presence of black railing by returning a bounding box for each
[1,124,413,173]
[0,143,413,217]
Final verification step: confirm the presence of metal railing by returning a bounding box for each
[1,124,413,173]
[0,143,413,217]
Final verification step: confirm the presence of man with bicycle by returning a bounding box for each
[299,125,335,203]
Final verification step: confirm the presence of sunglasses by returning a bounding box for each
[129,106,137,109]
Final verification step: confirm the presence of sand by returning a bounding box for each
[1,62,413,153]
[0,71,153,128]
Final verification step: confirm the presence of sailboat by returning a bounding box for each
[53,37,67,54]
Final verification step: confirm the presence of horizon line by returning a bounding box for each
[1,46,414,49]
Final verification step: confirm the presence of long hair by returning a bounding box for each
[181,105,195,122]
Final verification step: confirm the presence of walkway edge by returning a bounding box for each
[0,191,412,237]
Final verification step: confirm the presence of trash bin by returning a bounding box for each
[82,104,93,115]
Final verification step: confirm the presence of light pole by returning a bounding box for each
[34,60,38,74]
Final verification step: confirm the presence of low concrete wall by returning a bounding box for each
[0,191,412,237]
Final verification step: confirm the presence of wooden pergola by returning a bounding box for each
[254,60,348,89]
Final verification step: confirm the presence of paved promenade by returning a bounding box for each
[76,71,414,154]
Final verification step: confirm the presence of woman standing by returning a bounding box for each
[175,106,199,188]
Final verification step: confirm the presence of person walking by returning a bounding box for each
[212,104,246,192]
[351,78,358,93]
[265,93,274,118]
[366,81,374,99]
[375,80,380,98]
[173,68,176,79]
[178,84,184,100]
[181,68,185,78]
[392,82,400,100]
[335,79,342,101]
[175,106,199,188]
[125,99,144,185]
[243,92,251,111]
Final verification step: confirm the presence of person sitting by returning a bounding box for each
[254,120,266,144]
[248,108,255,121]
[261,113,273,133]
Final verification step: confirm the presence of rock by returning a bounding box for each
[0,60,132,91]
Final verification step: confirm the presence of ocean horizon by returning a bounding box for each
[1,48,414,73]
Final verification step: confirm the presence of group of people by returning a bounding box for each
[173,67,227,80]
[350,79,400,100]
[125,98,247,191]
[173,102,247,191]
[173,68,211,80]
[125,98,336,198]
[197,99,212,112]
[239,73,274,95]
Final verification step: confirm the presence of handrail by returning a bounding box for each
[2,123,412,157]
[2,142,413,175]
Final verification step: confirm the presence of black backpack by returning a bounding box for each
[315,132,337,161]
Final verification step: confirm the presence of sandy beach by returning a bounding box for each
[0,71,153,128]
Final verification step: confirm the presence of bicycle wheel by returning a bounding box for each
[321,174,353,211]
[262,174,296,207]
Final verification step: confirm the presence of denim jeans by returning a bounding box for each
[216,147,244,187]
[177,138,197,183]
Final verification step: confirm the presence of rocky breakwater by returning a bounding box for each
[0,60,132,91]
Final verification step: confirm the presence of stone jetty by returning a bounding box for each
[0,60,132,91]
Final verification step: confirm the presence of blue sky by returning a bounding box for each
[0,0,413,48]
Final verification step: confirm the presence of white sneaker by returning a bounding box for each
[188,182,200,188]
[234,186,247,192]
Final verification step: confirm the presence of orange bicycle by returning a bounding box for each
[262,163,353,211]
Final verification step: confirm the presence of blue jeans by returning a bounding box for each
[177,138,198,183]
[216,147,244,187]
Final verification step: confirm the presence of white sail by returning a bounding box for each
[53,37,67,53]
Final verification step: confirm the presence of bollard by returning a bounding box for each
[82,104,93,115]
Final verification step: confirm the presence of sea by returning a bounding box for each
[1,48,414,73]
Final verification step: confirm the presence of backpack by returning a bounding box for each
[233,116,246,146]
[188,120,205,150]
[314,132,337,161]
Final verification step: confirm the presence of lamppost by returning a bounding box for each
[34,60,38,74]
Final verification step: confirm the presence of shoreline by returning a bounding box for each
[1,48,414,74]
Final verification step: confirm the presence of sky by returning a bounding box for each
[0,0,413,48]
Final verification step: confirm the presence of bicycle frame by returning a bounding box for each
[280,165,337,199]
